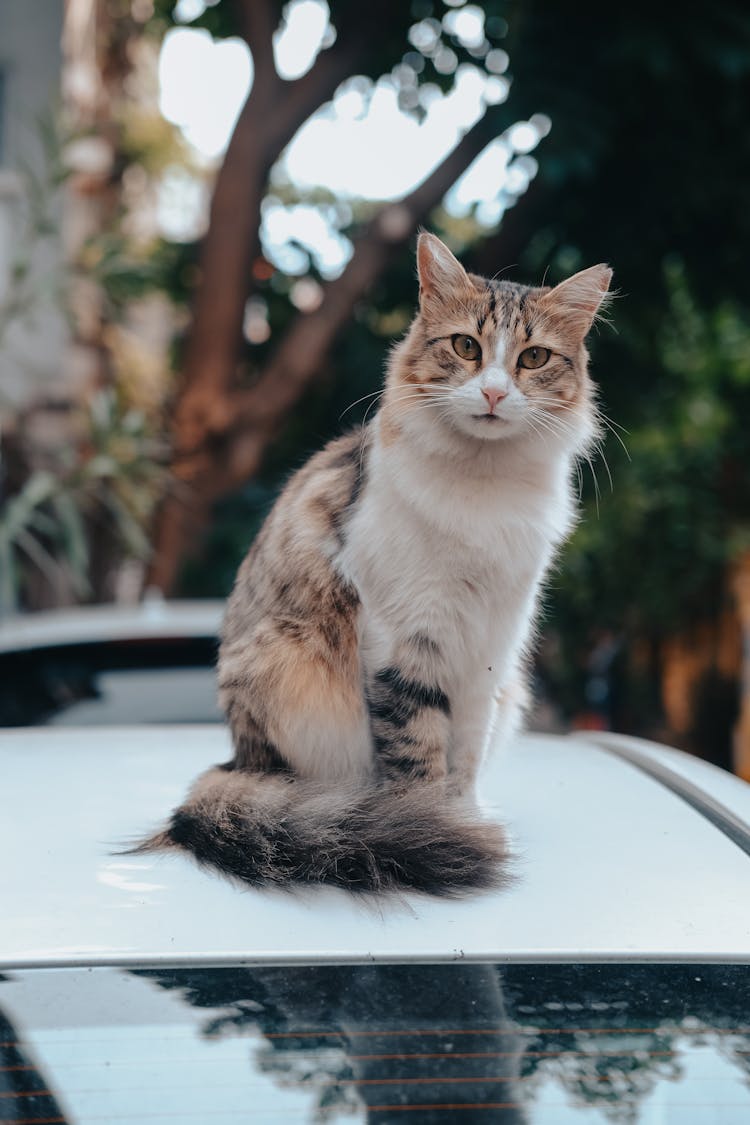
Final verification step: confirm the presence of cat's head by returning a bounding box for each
[384,232,611,455]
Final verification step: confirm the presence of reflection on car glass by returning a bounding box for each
[0,1008,71,1124]
[143,963,527,1121]
[0,964,748,1122]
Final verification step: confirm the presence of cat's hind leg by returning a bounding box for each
[218,579,371,782]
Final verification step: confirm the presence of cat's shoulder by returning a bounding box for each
[292,427,366,481]
[272,427,371,550]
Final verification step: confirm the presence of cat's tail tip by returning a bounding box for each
[117,828,178,856]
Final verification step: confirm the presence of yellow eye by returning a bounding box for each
[518,346,551,370]
[451,334,482,361]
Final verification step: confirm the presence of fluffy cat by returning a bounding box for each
[136,233,611,896]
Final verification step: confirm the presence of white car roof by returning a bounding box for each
[0,598,224,652]
[2,726,749,970]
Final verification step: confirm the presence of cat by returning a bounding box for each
[135,232,611,896]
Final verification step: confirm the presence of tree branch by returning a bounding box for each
[216,104,514,488]
[168,27,361,458]
[234,0,277,84]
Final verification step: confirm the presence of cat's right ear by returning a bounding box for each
[417,232,469,307]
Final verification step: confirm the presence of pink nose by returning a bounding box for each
[481,386,507,413]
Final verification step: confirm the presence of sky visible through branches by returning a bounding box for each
[157,0,546,273]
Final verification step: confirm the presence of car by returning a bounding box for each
[1,724,749,1122]
[0,597,225,726]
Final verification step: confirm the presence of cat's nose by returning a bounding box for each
[481,387,507,413]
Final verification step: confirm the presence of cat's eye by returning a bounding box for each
[451,334,482,362]
[518,346,551,370]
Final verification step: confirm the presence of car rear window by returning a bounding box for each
[0,638,220,726]
[1,962,748,1122]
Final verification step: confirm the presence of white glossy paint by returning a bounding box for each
[0,599,225,652]
[580,730,750,824]
[1,726,749,969]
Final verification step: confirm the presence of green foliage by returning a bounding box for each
[543,260,750,726]
[0,116,69,359]
[0,391,169,614]
[557,262,750,633]
[0,471,86,614]
[0,105,177,612]
[80,232,184,317]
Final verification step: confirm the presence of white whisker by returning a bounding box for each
[339,389,383,422]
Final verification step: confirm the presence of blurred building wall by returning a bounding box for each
[0,0,67,409]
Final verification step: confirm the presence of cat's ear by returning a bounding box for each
[543,264,613,334]
[417,232,469,306]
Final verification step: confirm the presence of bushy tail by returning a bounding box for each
[130,766,510,897]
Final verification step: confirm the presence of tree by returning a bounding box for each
[146,0,528,592]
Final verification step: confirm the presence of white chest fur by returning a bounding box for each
[341,429,575,689]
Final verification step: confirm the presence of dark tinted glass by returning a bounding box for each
[1,963,748,1122]
[0,638,221,726]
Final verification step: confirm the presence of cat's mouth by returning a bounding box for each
[472,413,505,422]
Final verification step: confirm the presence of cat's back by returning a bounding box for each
[221,428,367,648]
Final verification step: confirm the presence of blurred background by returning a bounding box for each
[0,0,749,773]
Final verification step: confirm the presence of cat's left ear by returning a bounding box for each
[417,231,470,306]
[542,264,613,334]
